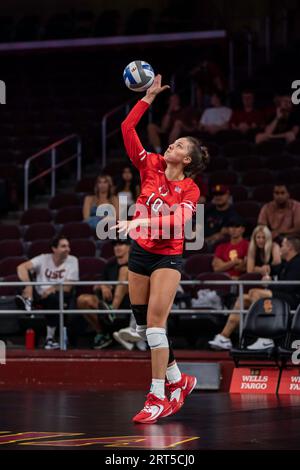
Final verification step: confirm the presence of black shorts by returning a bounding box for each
[128,240,183,277]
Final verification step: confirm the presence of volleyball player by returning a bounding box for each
[112,75,210,424]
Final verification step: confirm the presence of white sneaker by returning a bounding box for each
[136,340,147,351]
[208,334,232,350]
[246,338,274,350]
[113,331,134,350]
[118,327,142,343]
[15,295,32,312]
[44,338,60,350]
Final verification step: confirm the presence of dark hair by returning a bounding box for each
[115,166,137,200]
[51,235,69,248]
[274,180,289,191]
[184,137,210,178]
[285,236,300,253]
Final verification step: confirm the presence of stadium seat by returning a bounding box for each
[70,239,96,257]
[49,193,80,209]
[27,240,52,258]
[207,157,229,172]
[281,169,300,185]
[60,222,93,239]
[0,240,24,259]
[234,201,261,219]
[230,185,248,202]
[54,206,83,224]
[100,240,115,259]
[75,177,95,193]
[252,184,274,203]
[223,141,256,158]
[183,254,214,277]
[0,256,27,277]
[278,303,300,365]
[265,154,295,171]
[242,170,275,187]
[256,140,285,156]
[0,224,21,240]
[20,208,53,225]
[0,274,19,296]
[230,297,289,366]
[24,222,56,241]
[209,171,238,186]
[238,272,262,294]
[78,257,107,280]
[231,155,262,172]
[196,271,232,296]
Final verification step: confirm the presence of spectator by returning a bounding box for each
[212,216,249,279]
[83,174,119,231]
[255,94,299,144]
[115,166,139,208]
[229,89,264,137]
[209,235,300,350]
[204,185,239,246]
[76,238,131,349]
[198,90,232,136]
[247,225,281,276]
[15,236,79,349]
[258,183,300,240]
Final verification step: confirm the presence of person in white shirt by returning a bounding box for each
[16,236,79,349]
[199,90,232,135]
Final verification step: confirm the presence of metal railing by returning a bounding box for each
[0,279,299,350]
[24,134,82,211]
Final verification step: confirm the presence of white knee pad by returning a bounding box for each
[136,324,147,341]
[146,327,169,349]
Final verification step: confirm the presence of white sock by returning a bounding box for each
[166,362,182,384]
[47,326,56,339]
[150,379,165,399]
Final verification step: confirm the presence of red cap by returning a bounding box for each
[211,184,230,195]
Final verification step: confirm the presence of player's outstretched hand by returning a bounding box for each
[142,74,170,105]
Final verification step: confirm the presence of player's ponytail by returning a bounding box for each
[184,136,210,178]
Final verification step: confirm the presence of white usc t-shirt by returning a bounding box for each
[31,254,79,295]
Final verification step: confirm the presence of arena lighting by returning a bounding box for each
[0,30,226,53]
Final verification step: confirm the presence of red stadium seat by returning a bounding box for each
[78,257,107,280]
[24,222,56,241]
[239,272,262,294]
[196,272,232,295]
[231,155,262,171]
[100,240,115,259]
[183,254,214,277]
[207,157,229,172]
[0,224,21,240]
[242,170,275,187]
[54,206,83,224]
[49,193,80,209]
[223,141,256,158]
[0,240,24,259]
[0,256,27,277]
[0,274,19,296]
[209,171,238,186]
[60,222,93,239]
[75,177,95,193]
[234,201,261,219]
[265,155,295,171]
[20,208,53,225]
[70,239,96,257]
[252,184,274,203]
[27,240,52,259]
[230,185,249,202]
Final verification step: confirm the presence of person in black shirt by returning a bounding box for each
[77,239,130,349]
[204,184,238,246]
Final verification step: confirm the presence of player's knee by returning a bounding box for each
[146,327,169,350]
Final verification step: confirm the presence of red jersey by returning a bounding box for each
[214,239,249,278]
[121,100,200,255]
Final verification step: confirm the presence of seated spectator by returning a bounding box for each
[83,174,119,232]
[247,225,281,276]
[205,185,239,247]
[15,236,79,349]
[76,238,133,349]
[209,235,299,351]
[159,94,200,147]
[212,216,249,279]
[229,89,264,138]
[258,182,300,240]
[198,90,232,135]
[255,94,299,144]
[115,166,139,208]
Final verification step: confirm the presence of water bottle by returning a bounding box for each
[25,329,35,350]
[62,326,68,351]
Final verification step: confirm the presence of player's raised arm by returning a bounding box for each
[121,75,170,170]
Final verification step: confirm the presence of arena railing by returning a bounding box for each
[24,134,82,211]
[0,280,299,350]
